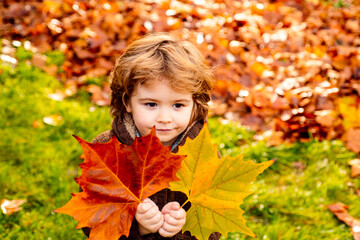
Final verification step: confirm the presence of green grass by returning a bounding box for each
[1,50,359,239]
[0,59,111,239]
[208,119,359,240]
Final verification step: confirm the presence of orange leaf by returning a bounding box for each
[1,199,26,215]
[54,129,186,240]
[349,159,360,178]
[346,128,360,153]
[327,202,360,240]
[250,62,268,77]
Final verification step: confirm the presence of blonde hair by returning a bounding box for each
[109,32,215,123]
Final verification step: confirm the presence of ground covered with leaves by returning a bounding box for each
[1,0,360,239]
[1,0,360,149]
[0,48,360,239]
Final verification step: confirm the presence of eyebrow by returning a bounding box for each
[138,98,192,103]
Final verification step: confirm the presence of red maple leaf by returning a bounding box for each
[54,128,186,240]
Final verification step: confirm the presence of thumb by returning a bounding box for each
[171,202,180,211]
[162,202,180,214]
[137,199,152,213]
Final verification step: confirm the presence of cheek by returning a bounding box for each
[132,109,149,123]
[176,109,193,126]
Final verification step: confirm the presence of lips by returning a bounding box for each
[156,129,172,132]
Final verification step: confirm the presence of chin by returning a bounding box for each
[160,139,174,147]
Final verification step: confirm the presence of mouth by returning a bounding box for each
[156,129,172,132]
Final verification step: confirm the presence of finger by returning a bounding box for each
[161,201,180,215]
[146,211,163,225]
[137,202,152,214]
[161,202,173,215]
[138,212,164,233]
[164,212,185,226]
[170,207,186,220]
[159,223,181,237]
[151,212,164,229]
[138,199,156,213]
[158,227,172,237]
[171,201,180,210]
[142,205,161,220]
[145,212,164,232]
[162,221,181,233]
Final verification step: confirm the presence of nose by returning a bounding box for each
[156,108,172,123]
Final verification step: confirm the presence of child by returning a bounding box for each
[82,33,221,240]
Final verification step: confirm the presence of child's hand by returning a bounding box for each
[135,198,164,236]
[159,202,186,237]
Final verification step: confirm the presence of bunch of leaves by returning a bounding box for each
[55,124,273,240]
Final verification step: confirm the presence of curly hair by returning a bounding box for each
[109,32,215,124]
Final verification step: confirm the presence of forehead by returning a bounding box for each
[137,79,192,94]
[133,79,192,99]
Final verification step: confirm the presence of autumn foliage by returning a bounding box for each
[1,0,360,151]
[170,125,274,240]
[55,129,186,240]
[55,126,273,239]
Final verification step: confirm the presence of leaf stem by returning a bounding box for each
[181,199,189,208]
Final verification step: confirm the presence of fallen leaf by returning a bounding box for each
[267,131,285,146]
[315,110,338,127]
[54,128,186,240]
[31,53,47,69]
[44,64,58,76]
[32,120,44,129]
[338,97,360,130]
[1,199,26,215]
[346,128,360,153]
[170,125,274,240]
[250,62,268,78]
[349,159,360,178]
[86,84,110,106]
[43,114,64,126]
[327,202,360,240]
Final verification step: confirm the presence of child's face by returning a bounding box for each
[126,80,194,147]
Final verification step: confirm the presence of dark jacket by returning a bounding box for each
[82,114,221,240]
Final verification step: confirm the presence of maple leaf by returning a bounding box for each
[169,124,274,240]
[54,128,186,240]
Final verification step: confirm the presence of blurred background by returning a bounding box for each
[1,0,360,239]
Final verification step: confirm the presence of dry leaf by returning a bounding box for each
[327,202,360,240]
[43,114,64,126]
[349,159,360,178]
[1,199,26,215]
[346,128,360,153]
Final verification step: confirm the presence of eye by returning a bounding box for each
[146,102,157,108]
[173,103,184,109]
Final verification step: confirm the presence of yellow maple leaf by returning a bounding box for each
[337,96,360,130]
[170,124,274,240]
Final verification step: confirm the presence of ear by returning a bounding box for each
[125,102,132,113]
[122,93,132,113]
